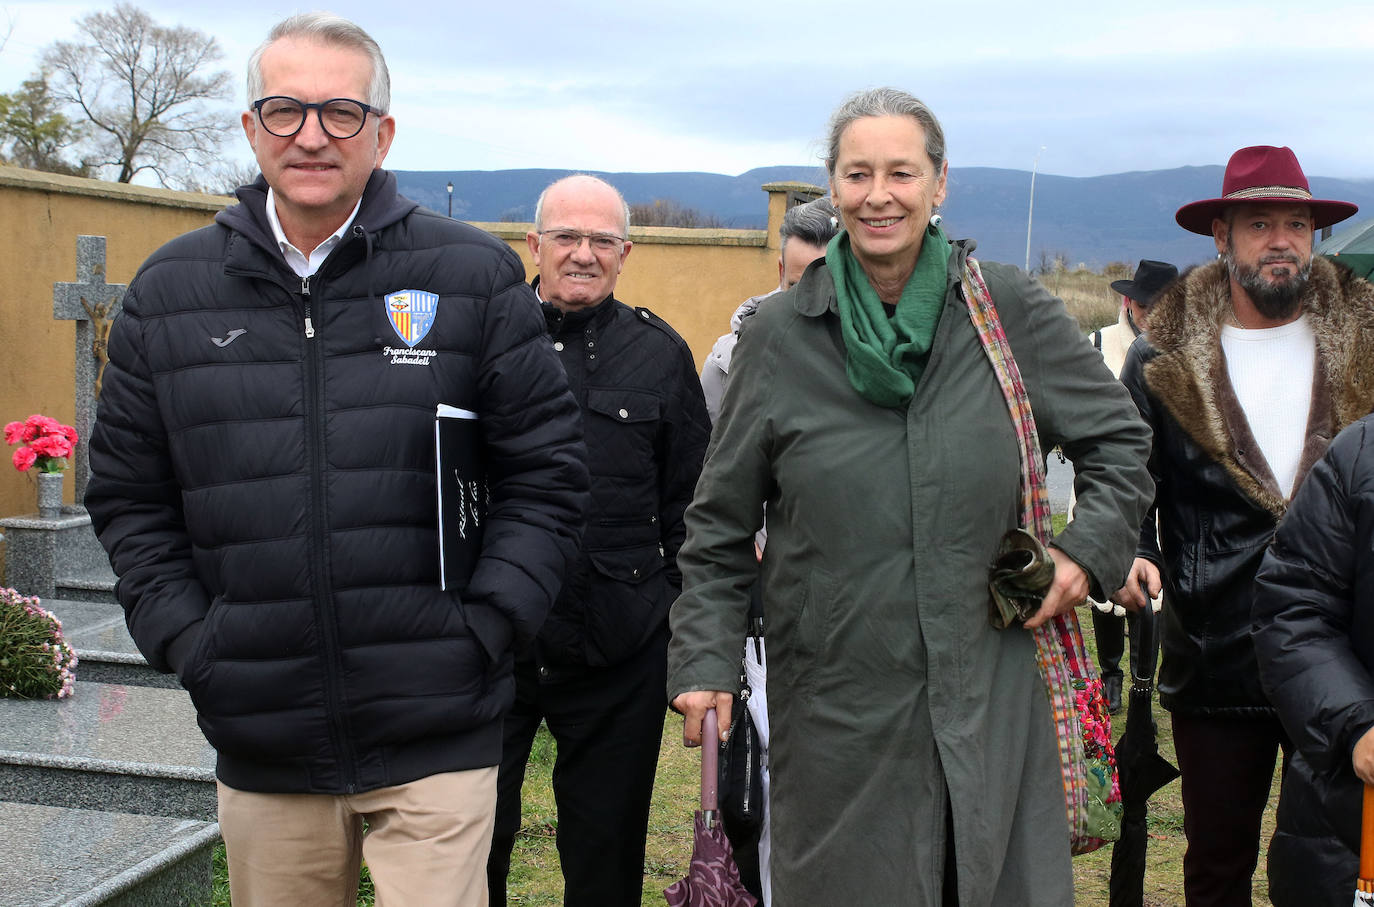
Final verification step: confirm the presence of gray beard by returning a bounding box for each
[1223,249,1311,321]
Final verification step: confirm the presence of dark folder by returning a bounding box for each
[435,404,486,592]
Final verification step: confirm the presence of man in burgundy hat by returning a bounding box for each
[1112,145,1374,906]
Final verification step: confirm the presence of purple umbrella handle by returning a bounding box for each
[702,708,720,815]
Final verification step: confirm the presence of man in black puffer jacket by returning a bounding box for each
[486,175,711,907]
[86,13,588,906]
[1253,414,1374,906]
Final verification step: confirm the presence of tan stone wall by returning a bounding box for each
[0,167,229,527]
[483,180,828,364]
[0,166,821,523]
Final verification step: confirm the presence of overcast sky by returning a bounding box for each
[4,0,1374,183]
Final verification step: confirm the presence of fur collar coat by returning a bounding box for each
[1124,254,1374,716]
[1143,255,1374,518]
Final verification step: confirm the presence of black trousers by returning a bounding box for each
[486,626,669,907]
[1171,712,1291,907]
[1092,608,1128,677]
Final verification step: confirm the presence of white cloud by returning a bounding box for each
[5,0,1374,179]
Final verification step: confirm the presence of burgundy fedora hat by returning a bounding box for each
[1175,145,1358,235]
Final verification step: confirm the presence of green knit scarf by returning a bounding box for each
[827,223,951,408]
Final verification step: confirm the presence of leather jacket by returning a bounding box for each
[1121,256,1374,717]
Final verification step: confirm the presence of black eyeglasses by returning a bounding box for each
[252,96,381,140]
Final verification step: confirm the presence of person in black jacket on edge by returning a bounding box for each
[1254,414,1374,906]
[486,174,711,907]
[85,13,588,907]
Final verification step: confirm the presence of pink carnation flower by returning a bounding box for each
[12,446,36,471]
[30,435,72,458]
[25,414,61,438]
[7,413,79,473]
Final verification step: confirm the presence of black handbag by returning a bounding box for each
[718,583,766,900]
[719,677,764,831]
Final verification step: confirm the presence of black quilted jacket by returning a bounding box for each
[1253,415,1374,905]
[534,288,710,668]
[87,171,589,794]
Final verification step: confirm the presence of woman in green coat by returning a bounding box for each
[668,88,1153,905]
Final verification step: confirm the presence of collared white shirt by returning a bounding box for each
[265,188,363,278]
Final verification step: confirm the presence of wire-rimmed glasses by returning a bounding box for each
[537,229,627,253]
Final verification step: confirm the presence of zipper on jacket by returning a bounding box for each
[301,275,316,338]
[300,271,359,791]
[737,682,755,815]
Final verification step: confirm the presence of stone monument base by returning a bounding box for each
[1,507,116,601]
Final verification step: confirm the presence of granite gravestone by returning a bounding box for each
[1,236,123,599]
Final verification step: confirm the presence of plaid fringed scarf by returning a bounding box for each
[960,257,1121,855]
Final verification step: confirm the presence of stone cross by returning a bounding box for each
[53,236,126,506]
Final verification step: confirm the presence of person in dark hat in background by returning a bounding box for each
[1100,260,1177,373]
[1112,145,1374,906]
[1082,259,1178,713]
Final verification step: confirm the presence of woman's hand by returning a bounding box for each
[1024,547,1090,630]
[672,690,733,747]
[1111,557,1162,612]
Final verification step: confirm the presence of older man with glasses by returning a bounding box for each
[85,13,589,906]
[484,175,711,906]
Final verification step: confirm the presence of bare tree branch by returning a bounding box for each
[628,198,725,228]
[41,2,232,188]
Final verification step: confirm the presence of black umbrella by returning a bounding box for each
[1108,597,1181,907]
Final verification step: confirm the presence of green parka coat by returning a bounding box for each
[667,241,1153,905]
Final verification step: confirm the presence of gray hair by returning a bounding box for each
[533,174,631,236]
[780,197,839,256]
[824,87,946,176]
[247,13,390,112]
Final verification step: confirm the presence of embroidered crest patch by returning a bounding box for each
[385,289,439,347]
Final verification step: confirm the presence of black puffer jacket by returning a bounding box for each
[535,289,710,668]
[1253,415,1374,906]
[87,171,589,794]
[1120,257,1374,717]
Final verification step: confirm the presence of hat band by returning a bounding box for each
[1222,185,1313,201]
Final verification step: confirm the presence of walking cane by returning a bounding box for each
[1357,783,1374,905]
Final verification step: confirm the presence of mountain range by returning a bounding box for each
[393,165,1374,272]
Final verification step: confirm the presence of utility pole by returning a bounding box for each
[1025,146,1046,273]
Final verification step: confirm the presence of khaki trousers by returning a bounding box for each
[218,768,497,906]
